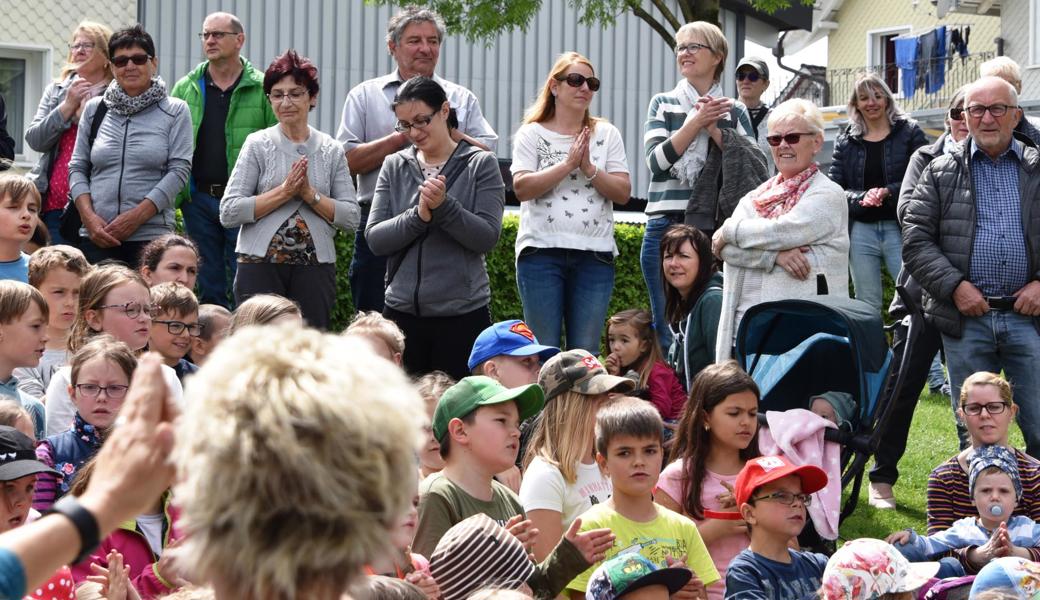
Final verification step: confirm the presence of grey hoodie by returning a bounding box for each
[68,95,193,242]
[367,141,504,317]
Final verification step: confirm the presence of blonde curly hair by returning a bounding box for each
[173,326,424,599]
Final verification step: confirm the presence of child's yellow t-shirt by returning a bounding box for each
[565,502,721,593]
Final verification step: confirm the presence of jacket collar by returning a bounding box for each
[188,57,261,88]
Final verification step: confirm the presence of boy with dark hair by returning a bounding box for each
[148,282,201,382]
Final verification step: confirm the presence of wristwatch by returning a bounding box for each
[44,495,100,564]
[309,191,321,207]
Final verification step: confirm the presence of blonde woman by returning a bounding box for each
[511,52,631,353]
[25,21,114,245]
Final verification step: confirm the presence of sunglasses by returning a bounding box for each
[111,54,152,68]
[766,132,814,146]
[554,73,601,92]
[736,71,762,82]
[949,107,965,121]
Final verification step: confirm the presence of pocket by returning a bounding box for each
[591,250,615,266]
[518,246,541,259]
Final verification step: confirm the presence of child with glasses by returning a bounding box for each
[148,282,201,382]
[33,335,136,510]
[724,456,829,600]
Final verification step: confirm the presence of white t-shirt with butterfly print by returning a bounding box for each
[510,121,629,259]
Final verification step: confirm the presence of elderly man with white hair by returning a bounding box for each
[979,56,1040,146]
[903,75,1040,458]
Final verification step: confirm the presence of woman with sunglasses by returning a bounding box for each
[868,87,969,511]
[510,52,631,353]
[221,50,359,330]
[25,21,114,246]
[828,72,927,314]
[68,25,192,265]
[367,76,505,379]
[711,99,849,360]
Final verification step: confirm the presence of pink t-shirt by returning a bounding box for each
[658,459,750,600]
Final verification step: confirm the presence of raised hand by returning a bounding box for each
[564,517,615,564]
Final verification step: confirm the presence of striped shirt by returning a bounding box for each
[969,139,1030,296]
[643,83,754,215]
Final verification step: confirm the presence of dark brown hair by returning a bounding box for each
[138,234,200,275]
[660,225,715,325]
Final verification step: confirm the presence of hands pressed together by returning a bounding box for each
[417,175,447,223]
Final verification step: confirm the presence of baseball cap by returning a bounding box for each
[430,514,536,600]
[586,554,692,600]
[0,426,59,481]
[734,455,828,507]
[737,57,769,80]
[432,376,545,443]
[467,320,560,371]
[821,539,939,600]
[970,557,1040,600]
[538,349,636,401]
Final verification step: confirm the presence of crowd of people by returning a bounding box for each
[0,4,1038,600]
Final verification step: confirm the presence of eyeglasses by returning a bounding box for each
[111,54,152,68]
[949,107,965,121]
[268,89,308,104]
[394,111,439,133]
[97,302,154,319]
[736,71,762,82]
[554,73,601,92]
[198,31,238,40]
[961,402,1010,416]
[74,383,129,399]
[153,319,203,337]
[69,42,95,52]
[965,104,1017,118]
[753,491,814,506]
[675,43,711,56]
[766,132,815,146]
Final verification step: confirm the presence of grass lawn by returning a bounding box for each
[838,388,1026,542]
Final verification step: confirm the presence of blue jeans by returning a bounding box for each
[516,247,615,353]
[640,214,684,349]
[942,310,1040,457]
[41,209,71,247]
[349,203,387,313]
[183,191,238,308]
[849,220,903,310]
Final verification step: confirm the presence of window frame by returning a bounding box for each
[0,43,51,167]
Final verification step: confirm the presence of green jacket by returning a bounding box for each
[169,57,277,207]
[668,271,724,390]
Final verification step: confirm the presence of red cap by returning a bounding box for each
[734,455,828,507]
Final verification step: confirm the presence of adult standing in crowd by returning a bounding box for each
[367,77,504,380]
[736,56,773,174]
[870,88,969,511]
[643,21,755,349]
[68,24,192,266]
[903,76,1040,459]
[171,11,277,308]
[829,72,927,311]
[25,21,113,246]
[221,50,359,330]
[511,52,630,353]
[0,94,13,167]
[338,6,497,314]
[713,99,849,361]
[979,56,1040,147]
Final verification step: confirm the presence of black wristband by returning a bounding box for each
[44,495,100,564]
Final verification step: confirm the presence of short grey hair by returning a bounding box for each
[846,72,907,136]
[204,11,243,34]
[768,99,825,135]
[387,6,446,46]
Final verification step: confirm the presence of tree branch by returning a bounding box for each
[647,0,683,30]
[677,0,696,23]
[626,2,676,47]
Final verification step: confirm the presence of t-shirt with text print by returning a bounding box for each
[519,456,611,529]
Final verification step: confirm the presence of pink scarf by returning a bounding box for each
[751,163,819,219]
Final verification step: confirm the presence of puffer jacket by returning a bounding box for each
[829,117,928,223]
[901,139,1040,337]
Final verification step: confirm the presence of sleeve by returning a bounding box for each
[526,537,590,600]
[458,92,498,154]
[897,148,930,226]
[0,547,27,600]
[337,87,367,152]
[31,442,58,511]
[646,364,685,420]
[724,555,769,600]
[564,519,600,593]
[682,521,721,586]
[510,125,539,175]
[926,464,957,535]
[412,488,457,559]
[145,102,193,212]
[720,245,778,270]
[827,133,869,215]
[429,152,505,253]
[1022,461,1040,524]
[644,95,684,176]
[131,563,177,598]
[24,82,72,153]
[327,149,360,232]
[655,460,685,505]
[723,184,846,251]
[220,135,263,227]
[12,368,45,402]
[20,395,45,441]
[0,95,15,161]
[889,123,929,202]
[163,366,184,408]
[901,163,966,300]
[604,124,629,173]
[365,159,429,255]
[67,99,100,201]
[44,370,76,437]
[691,291,722,374]
[518,460,567,513]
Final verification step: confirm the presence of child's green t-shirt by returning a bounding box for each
[413,472,525,558]
[565,502,721,593]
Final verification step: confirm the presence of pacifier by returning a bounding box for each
[989,504,1004,517]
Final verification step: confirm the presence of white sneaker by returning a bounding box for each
[869,483,897,510]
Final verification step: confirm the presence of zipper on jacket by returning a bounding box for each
[115,117,130,215]
[413,234,426,317]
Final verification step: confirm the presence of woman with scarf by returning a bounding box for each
[711,99,850,361]
[641,21,755,349]
[68,24,192,265]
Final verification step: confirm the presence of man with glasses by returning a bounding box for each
[337,6,497,314]
[736,57,773,173]
[170,12,277,308]
[903,76,1040,458]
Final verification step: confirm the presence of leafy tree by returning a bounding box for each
[368,0,811,48]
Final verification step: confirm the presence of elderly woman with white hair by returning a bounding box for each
[828,72,927,312]
[712,99,850,360]
[172,325,424,600]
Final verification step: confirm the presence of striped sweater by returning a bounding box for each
[643,82,755,215]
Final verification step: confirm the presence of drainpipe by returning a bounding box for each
[774,31,832,104]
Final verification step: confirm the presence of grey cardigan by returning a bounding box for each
[25,76,76,196]
[68,95,193,242]
[221,124,360,263]
[367,142,505,317]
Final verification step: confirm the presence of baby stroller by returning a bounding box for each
[733,294,917,548]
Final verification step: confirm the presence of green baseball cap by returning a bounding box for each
[432,376,545,443]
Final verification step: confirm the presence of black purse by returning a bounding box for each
[59,101,108,242]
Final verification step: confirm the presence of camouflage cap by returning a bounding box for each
[538,349,636,401]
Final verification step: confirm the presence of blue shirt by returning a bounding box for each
[969,139,1030,297]
[0,378,46,440]
[724,549,828,600]
[0,254,29,283]
[0,547,26,599]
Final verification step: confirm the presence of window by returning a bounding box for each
[0,58,27,156]
[0,45,50,166]
[867,27,912,95]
